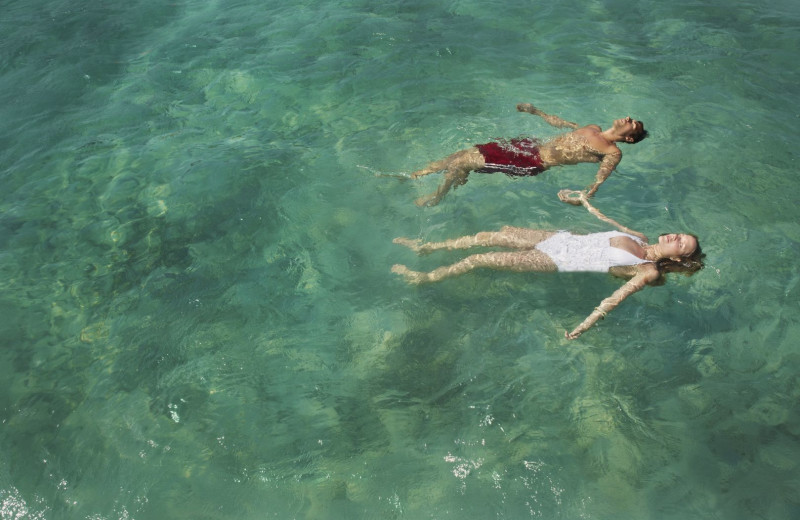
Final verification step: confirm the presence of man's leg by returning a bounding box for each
[413,148,485,206]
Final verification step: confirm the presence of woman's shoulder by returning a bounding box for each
[607,231,646,243]
[609,262,659,281]
[635,262,661,282]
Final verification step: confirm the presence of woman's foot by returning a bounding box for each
[392,237,433,254]
[391,264,428,284]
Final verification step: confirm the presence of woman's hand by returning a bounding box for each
[565,330,581,340]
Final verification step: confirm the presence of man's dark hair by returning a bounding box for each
[631,128,649,144]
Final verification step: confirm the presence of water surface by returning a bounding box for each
[1,0,799,518]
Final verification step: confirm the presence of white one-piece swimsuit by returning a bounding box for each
[535,231,647,272]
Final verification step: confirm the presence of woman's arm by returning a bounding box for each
[565,268,658,339]
[568,193,649,242]
[516,103,579,129]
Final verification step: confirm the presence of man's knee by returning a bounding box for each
[446,169,469,186]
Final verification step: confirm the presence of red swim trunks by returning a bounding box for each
[475,138,545,177]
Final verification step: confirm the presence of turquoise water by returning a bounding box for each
[1,0,799,518]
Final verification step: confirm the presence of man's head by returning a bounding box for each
[614,116,648,143]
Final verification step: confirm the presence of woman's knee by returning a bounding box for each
[500,225,522,232]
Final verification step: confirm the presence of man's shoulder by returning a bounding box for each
[583,132,621,156]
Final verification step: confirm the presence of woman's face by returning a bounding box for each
[658,233,698,258]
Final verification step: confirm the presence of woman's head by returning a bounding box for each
[657,233,697,258]
[654,233,704,276]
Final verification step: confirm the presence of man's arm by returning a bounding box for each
[585,151,621,198]
[516,103,579,129]
[557,151,622,206]
[565,268,657,339]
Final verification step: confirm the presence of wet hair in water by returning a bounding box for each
[654,234,704,280]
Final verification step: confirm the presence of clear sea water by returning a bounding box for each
[1,0,799,518]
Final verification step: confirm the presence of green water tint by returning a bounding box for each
[2,0,800,518]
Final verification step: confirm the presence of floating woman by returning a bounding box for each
[391,195,704,339]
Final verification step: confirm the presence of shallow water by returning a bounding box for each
[1,0,799,518]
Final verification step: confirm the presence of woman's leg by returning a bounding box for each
[392,250,557,284]
[394,227,555,254]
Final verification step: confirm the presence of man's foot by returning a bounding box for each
[410,167,441,179]
[374,172,411,180]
